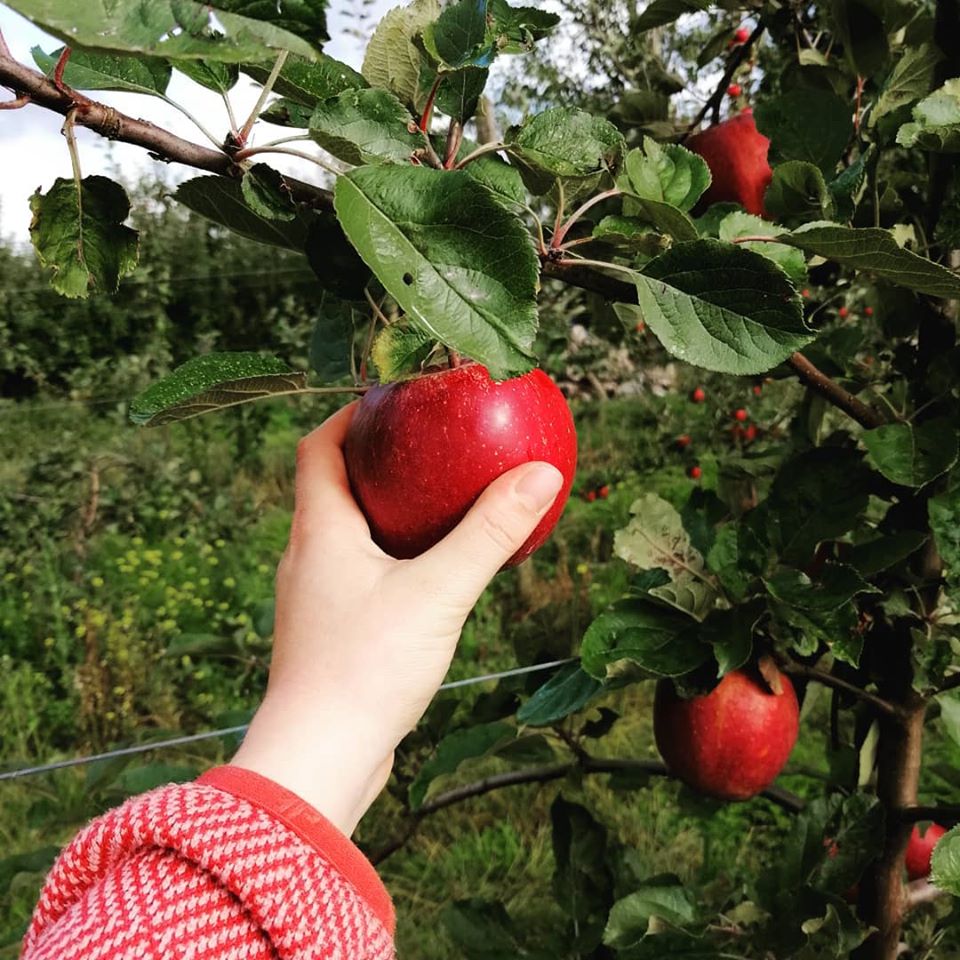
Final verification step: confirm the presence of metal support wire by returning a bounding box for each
[0,659,576,783]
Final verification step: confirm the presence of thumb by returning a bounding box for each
[411,461,564,607]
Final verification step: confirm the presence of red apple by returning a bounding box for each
[676,434,692,449]
[687,111,772,218]
[727,83,742,98]
[344,363,577,566]
[733,27,750,42]
[865,306,874,316]
[752,384,763,396]
[905,823,947,880]
[687,464,702,480]
[733,408,748,422]
[691,387,706,403]
[598,484,610,499]
[654,666,799,800]
[838,306,849,318]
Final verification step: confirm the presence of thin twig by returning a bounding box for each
[778,657,903,719]
[786,353,885,429]
[453,140,507,169]
[681,19,766,141]
[895,805,960,823]
[551,188,622,249]
[444,118,463,169]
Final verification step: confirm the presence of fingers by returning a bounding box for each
[290,402,368,542]
[410,461,564,607]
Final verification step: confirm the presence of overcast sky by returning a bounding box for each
[0,2,393,248]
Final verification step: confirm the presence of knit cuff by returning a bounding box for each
[197,765,395,934]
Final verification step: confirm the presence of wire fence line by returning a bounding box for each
[0,659,577,784]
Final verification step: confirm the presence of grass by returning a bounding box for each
[1,382,958,958]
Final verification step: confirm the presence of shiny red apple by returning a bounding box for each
[905,823,947,880]
[686,110,772,218]
[344,363,577,566]
[654,665,799,800]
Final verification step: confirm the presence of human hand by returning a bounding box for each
[231,403,564,834]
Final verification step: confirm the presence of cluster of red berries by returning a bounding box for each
[681,382,765,480]
[583,484,610,503]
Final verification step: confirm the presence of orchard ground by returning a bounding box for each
[3,379,959,958]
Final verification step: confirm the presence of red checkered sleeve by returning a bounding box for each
[20,765,396,960]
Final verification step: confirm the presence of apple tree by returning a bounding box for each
[2,0,960,956]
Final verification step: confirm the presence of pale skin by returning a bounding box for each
[231,403,565,835]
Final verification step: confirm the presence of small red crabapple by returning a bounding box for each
[691,387,706,403]
[688,465,702,480]
[745,424,758,442]
[734,27,749,42]
[839,306,849,318]
[734,408,748,422]
[677,434,692,449]
[727,83,742,97]
[598,485,610,499]
[586,490,596,502]
[865,306,874,316]
[801,288,810,298]
[752,384,762,396]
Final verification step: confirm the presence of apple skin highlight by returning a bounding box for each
[654,666,799,800]
[345,363,577,566]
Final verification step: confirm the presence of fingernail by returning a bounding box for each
[514,463,564,512]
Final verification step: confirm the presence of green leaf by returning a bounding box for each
[604,880,700,947]
[930,483,960,606]
[718,212,808,283]
[846,531,928,575]
[897,78,960,152]
[129,353,307,426]
[862,418,959,487]
[333,165,539,379]
[621,198,698,242]
[260,97,315,127]
[618,137,711,211]
[633,0,711,32]
[778,222,960,299]
[764,563,880,614]
[108,763,198,795]
[205,0,328,44]
[6,0,318,62]
[0,847,60,896]
[371,324,435,381]
[243,53,366,106]
[488,0,559,53]
[176,58,239,92]
[507,107,626,194]
[309,88,428,165]
[454,140,526,206]
[814,795,885,898]
[937,692,960,747]
[32,46,171,95]
[420,0,494,69]
[829,0,890,77]
[630,240,812,375]
[702,607,754,677]
[614,493,718,620]
[241,164,297,221]
[765,161,833,221]
[580,601,709,680]
[175,175,313,250]
[362,0,441,111]
[517,663,603,726]
[930,825,960,894]
[308,295,358,380]
[761,448,871,565]
[420,62,489,122]
[409,721,515,809]
[304,212,372,299]
[871,44,942,127]
[754,89,854,173]
[441,900,527,957]
[594,216,670,256]
[29,176,139,299]
[163,632,236,657]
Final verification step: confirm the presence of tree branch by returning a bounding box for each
[681,19,766,139]
[0,51,239,177]
[367,755,805,864]
[2,50,888,435]
[778,657,903,719]
[786,353,885,429]
[894,805,960,823]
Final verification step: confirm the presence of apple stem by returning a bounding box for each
[238,50,288,145]
[359,289,389,382]
[452,140,507,170]
[447,349,461,369]
[418,74,444,133]
[551,189,622,249]
[443,119,463,169]
[52,45,72,94]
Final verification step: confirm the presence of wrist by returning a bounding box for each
[231,689,393,835]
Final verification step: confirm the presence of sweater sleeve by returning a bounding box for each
[20,765,396,960]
